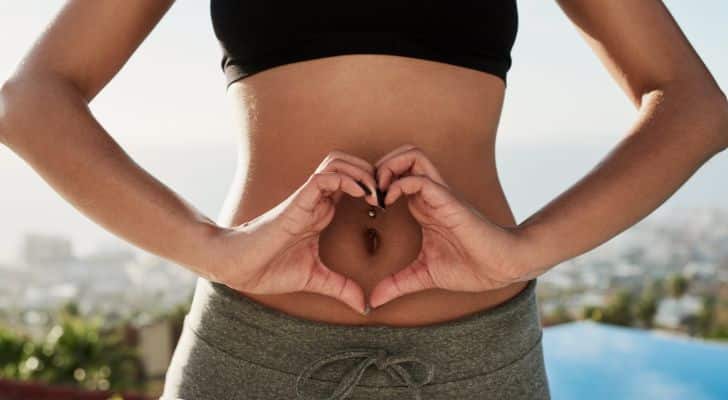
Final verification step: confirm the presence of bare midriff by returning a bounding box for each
[216,54,527,327]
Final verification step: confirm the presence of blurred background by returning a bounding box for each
[1,1,726,399]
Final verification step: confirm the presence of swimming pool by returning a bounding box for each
[542,321,728,400]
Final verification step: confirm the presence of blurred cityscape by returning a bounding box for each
[537,207,728,338]
[1,206,727,398]
[0,234,197,337]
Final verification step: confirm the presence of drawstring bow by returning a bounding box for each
[295,348,435,400]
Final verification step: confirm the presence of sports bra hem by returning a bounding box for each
[222,50,510,89]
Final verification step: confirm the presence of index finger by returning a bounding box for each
[374,143,418,167]
[375,146,449,191]
[316,150,376,176]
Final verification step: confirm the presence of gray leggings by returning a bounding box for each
[162,278,550,400]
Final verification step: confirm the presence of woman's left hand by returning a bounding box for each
[369,144,533,309]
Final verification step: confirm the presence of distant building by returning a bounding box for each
[82,247,136,267]
[683,261,717,281]
[654,295,703,329]
[21,233,74,266]
[136,318,175,380]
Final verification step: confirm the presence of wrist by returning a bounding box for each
[509,223,554,282]
[178,219,235,283]
[192,216,289,286]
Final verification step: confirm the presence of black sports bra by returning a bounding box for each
[210,1,518,88]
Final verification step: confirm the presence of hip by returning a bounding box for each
[162,278,549,400]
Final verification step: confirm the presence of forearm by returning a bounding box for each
[515,84,728,278]
[0,75,225,278]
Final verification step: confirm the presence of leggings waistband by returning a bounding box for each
[184,278,543,399]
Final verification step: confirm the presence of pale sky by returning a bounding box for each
[0,1,726,259]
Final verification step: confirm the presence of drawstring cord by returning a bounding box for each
[295,348,435,400]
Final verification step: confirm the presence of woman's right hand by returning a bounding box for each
[206,151,380,315]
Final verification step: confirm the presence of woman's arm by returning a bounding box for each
[0,1,226,279]
[514,0,728,279]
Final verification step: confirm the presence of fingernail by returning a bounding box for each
[376,188,386,209]
[355,180,372,196]
[362,304,371,315]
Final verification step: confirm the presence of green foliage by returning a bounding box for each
[542,305,573,326]
[61,300,81,317]
[0,307,144,392]
[582,305,603,321]
[602,290,634,326]
[0,328,26,378]
[635,287,659,328]
[665,274,689,298]
[582,290,634,327]
[705,326,728,340]
[695,295,716,336]
[578,278,728,342]
[694,295,728,341]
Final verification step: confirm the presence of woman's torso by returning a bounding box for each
[216,54,527,326]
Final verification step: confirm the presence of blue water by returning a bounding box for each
[542,321,728,400]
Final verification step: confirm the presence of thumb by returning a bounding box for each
[368,256,436,309]
[301,261,368,315]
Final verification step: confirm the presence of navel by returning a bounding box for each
[364,205,380,254]
[364,227,380,255]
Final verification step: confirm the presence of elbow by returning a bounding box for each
[0,74,84,148]
[714,90,728,154]
[704,90,728,154]
[693,90,728,156]
[0,79,12,146]
[0,77,30,147]
[647,82,728,156]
